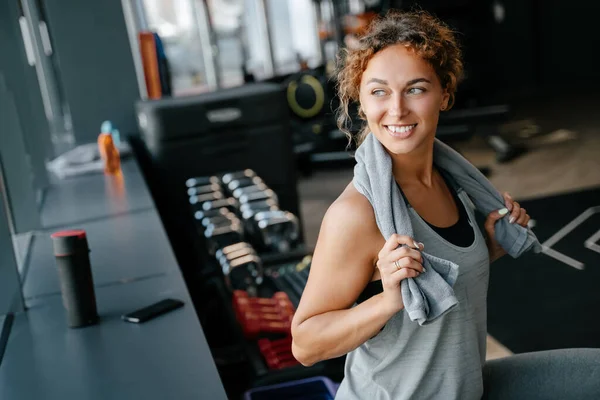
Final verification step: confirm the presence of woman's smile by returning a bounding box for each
[384,124,418,139]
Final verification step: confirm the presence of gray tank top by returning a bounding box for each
[335,188,490,400]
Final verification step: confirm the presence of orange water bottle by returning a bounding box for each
[98,133,121,175]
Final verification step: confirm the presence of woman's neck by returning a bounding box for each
[391,140,436,188]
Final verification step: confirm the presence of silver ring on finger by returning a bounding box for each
[394,259,401,270]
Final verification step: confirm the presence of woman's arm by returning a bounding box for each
[291,194,391,366]
[291,191,423,366]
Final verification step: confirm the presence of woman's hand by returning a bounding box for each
[484,192,531,262]
[376,234,425,314]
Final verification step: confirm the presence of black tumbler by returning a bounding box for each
[51,230,99,328]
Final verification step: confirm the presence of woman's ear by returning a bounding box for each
[440,90,450,111]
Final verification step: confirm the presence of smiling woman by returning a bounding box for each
[335,10,463,148]
[289,9,544,400]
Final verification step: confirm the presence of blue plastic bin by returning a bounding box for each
[244,376,339,400]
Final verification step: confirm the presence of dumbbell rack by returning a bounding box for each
[183,170,345,398]
[197,256,345,399]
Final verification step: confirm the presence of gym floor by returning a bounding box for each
[296,94,600,360]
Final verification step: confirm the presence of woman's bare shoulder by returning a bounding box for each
[320,182,380,241]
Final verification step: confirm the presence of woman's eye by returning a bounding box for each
[407,87,425,95]
[371,89,386,96]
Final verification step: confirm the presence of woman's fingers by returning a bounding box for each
[377,234,426,283]
[508,201,521,224]
[388,246,423,264]
[387,256,424,274]
[380,234,423,256]
[390,266,421,283]
[503,192,514,211]
[516,208,529,226]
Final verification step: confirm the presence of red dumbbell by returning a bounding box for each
[257,339,299,370]
[265,353,300,370]
[243,291,294,312]
[235,298,284,316]
[258,337,293,352]
[235,303,292,325]
[263,349,295,365]
[235,297,294,323]
[262,347,295,361]
[240,315,291,338]
[233,292,294,316]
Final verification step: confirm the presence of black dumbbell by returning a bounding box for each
[187,183,222,196]
[224,254,264,290]
[201,212,238,228]
[206,219,242,235]
[221,169,256,185]
[204,224,245,255]
[186,176,220,188]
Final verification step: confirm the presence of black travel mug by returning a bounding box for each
[51,230,99,328]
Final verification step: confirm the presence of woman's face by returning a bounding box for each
[359,44,449,155]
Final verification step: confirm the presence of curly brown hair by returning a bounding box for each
[335,10,464,147]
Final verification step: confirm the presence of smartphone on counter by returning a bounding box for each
[122,298,184,323]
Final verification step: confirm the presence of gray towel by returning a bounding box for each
[353,133,541,325]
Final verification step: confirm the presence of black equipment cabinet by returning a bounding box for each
[136,83,302,222]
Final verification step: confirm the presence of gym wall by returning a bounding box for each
[41,0,140,145]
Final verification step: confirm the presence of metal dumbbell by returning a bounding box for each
[253,211,300,253]
[195,212,241,238]
[199,197,239,212]
[221,169,256,185]
[240,199,279,215]
[227,176,264,192]
[242,209,284,237]
[217,246,257,269]
[186,176,220,188]
[232,183,269,199]
[201,212,238,228]
[238,189,278,205]
[189,191,225,205]
[187,183,222,196]
[194,207,233,222]
[215,242,255,260]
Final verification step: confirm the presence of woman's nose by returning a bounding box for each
[388,94,406,117]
